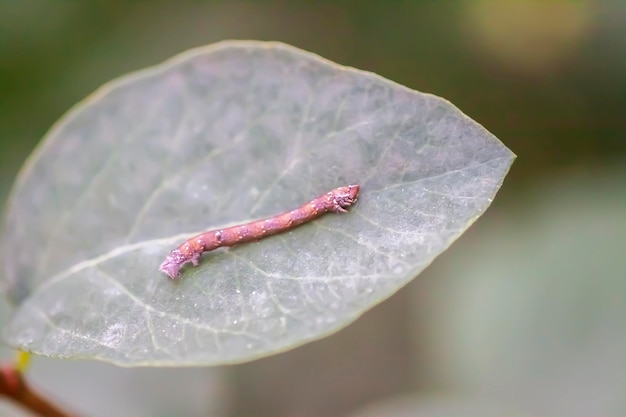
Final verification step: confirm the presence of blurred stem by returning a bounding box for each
[0,362,79,417]
[16,350,32,372]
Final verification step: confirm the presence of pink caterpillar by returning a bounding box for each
[159,185,360,279]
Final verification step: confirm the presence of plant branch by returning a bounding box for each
[0,363,79,417]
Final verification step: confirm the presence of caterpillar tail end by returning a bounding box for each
[159,249,185,280]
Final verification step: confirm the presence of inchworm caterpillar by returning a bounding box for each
[159,184,360,279]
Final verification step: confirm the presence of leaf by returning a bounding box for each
[0,41,515,366]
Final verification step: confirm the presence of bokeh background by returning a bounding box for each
[1,1,625,417]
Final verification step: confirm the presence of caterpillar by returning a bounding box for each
[159,184,360,279]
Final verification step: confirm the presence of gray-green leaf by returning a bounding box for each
[0,41,515,366]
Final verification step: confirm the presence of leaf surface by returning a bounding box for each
[0,41,515,365]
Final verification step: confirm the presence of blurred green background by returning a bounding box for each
[1,1,625,417]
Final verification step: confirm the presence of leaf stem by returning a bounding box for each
[0,363,80,417]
